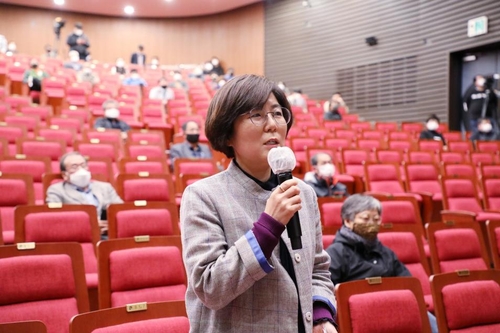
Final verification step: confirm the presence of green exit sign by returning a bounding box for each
[468,16,488,37]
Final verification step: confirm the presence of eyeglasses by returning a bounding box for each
[66,163,88,172]
[243,107,291,127]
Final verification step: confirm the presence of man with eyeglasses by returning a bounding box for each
[46,152,123,236]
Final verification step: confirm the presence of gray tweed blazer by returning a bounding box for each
[180,161,336,332]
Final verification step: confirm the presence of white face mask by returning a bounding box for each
[105,108,120,119]
[318,163,335,178]
[477,78,486,87]
[116,60,125,67]
[7,43,16,51]
[212,59,219,66]
[74,29,83,36]
[151,59,159,65]
[426,121,439,131]
[174,73,182,81]
[70,55,80,62]
[69,168,91,188]
[204,63,213,71]
[480,123,492,133]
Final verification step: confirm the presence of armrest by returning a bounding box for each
[440,210,476,223]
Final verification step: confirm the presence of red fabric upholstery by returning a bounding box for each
[322,235,335,249]
[0,298,78,333]
[444,179,482,213]
[435,229,488,272]
[115,209,174,238]
[377,150,403,163]
[5,116,38,132]
[109,247,186,306]
[476,212,500,222]
[38,128,74,146]
[128,145,164,159]
[128,132,163,145]
[0,126,24,144]
[444,164,475,178]
[0,160,46,182]
[20,141,63,161]
[123,179,172,202]
[25,212,92,243]
[124,161,165,174]
[451,324,500,333]
[92,317,190,333]
[409,152,434,163]
[343,150,368,164]
[0,179,29,206]
[320,202,343,228]
[1,207,15,243]
[484,178,500,210]
[470,153,494,166]
[380,201,419,224]
[496,228,500,254]
[442,280,500,330]
[349,290,422,333]
[441,152,466,164]
[78,144,116,161]
[481,165,500,177]
[0,255,75,304]
[177,161,215,175]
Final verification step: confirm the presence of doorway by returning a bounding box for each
[449,42,500,131]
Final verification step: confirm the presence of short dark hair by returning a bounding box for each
[426,114,440,123]
[205,75,293,158]
[138,45,144,51]
[181,121,199,132]
[311,152,332,167]
[130,69,138,74]
[59,151,85,172]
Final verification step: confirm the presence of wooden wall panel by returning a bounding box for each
[0,3,264,75]
[265,0,500,124]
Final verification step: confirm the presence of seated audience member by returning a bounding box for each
[169,121,212,165]
[94,99,131,137]
[64,50,83,71]
[277,81,291,96]
[323,92,347,120]
[111,58,127,75]
[169,71,189,91]
[5,41,17,56]
[122,69,147,87]
[287,89,308,112]
[326,194,438,333]
[224,67,235,81]
[470,118,500,141]
[149,56,160,70]
[46,152,123,235]
[149,77,174,105]
[23,58,49,103]
[210,56,225,76]
[77,64,100,85]
[304,153,348,197]
[419,114,446,145]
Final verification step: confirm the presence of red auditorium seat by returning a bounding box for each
[48,115,84,134]
[65,85,88,108]
[75,140,120,163]
[418,139,443,153]
[335,277,431,333]
[19,105,53,126]
[118,157,169,175]
[125,142,165,160]
[375,121,398,133]
[486,220,500,269]
[97,236,187,309]
[0,173,35,244]
[439,151,467,164]
[14,204,101,308]
[84,128,122,146]
[442,131,463,143]
[115,173,176,203]
[16,138,66,172]
[69,301,189,333]
[127,129,166,147]
[481,174,500,211]
[5,64,26,96]
[4,95,31,112]
[0,242,89,332]
[378,223,433,311]
[173,158,218,193]
[404,163,442,221]
[475,140,500,154]
[4,114,40,136]
[426,221,490,274]
[107,201,180,239]
[430,270,500,333]
[36,126,76,149]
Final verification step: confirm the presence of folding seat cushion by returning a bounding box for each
[127,144,164,159]
[110,206,179,238]
[441,280,500,331]
[108,247,186,307]
[348,290,423,333]
[342,150,369,177]
[433,229,488,273]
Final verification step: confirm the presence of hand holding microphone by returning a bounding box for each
[265,178,302,226]
[267,146,303,249]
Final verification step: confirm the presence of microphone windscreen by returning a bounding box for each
[268,146,296,174]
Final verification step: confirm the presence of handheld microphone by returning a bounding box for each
[267,146,302,250]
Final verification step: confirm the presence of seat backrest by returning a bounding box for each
[335,277,431,333]
[486,220,500,269]
[408,150,435,164]
[378,224,431,297]
[448,141,473,153]
[115,174,176,203]
[75,141,120,162]
[97,236,187,308]
[17,138,66,161]
[426,221,489,274]
[317,197,345,235]
[418,139,443,152]
[0,156,51,182]
[441,162,476,179]
[430,270,500,333]
[481,176,500,210]
[440,176,482,212]
[439,151,466,164]
[0,242,89,332]
[118,157,169,175]
[0,320,47,333]
[107,201,180,239]
[376,150,403,164]
[404,163,441,194]
[127,130,166,148]
[84,129,122,146]
[126,143,164,159]
[69,301,189,333]
[470,152,495,166]
[364,162,405,193]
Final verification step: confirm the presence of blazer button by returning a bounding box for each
[305,312,312,322]
[294,253,301,262]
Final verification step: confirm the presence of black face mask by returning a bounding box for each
[186,134,199,144]
[161,85,168,89]
[31,64,38,69]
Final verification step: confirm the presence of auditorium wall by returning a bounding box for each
[265,0,500,125]
[0,3,264,75]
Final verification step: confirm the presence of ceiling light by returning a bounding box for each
[165,0,174,2]
[124,5,135,15]
[54,0,64,5]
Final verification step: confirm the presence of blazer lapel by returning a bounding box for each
[63,182,88,204]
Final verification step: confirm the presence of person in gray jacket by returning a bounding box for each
[169,121,212,166]
[181,75,338,333]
